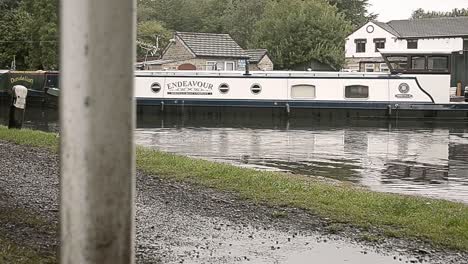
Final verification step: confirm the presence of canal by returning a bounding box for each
[2,105,468,204]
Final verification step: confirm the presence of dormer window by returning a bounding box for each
[374,38,386,52]
[355,39,367,53]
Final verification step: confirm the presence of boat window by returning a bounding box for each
[428,56,449,71]
[387,56,408,71]
[411,56,426,70]
[250,84,262,95]
[291,85,316,99]
[151,82,161,93]
[345,85,369,99]
[219,83,229,94]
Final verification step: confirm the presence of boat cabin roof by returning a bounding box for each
[136,70,393,78]
[380,49,454,55]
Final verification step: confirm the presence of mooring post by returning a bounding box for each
[60,0,136,263]
[8,85,28,129]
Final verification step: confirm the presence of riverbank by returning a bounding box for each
[1,126,468,263]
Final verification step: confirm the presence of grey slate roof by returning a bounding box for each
[375,17,468,38]
[373,21,400,36]
[245,49,268,63]
[176,32,249,59]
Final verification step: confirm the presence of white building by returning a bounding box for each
[345,17,468,72]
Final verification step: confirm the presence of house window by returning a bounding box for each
[345,85,369,99]
[207,61,217,70]
[225,61,235,71]
[380,63,390,73]
[374,38,386,52]
[291,85,316,99]
[428,56,449,71]
[411,56,426,70]
[407,39,418,49]
[365,64,375,72]
[464,39,468,51]
[216,62,225,71]
[355,39,367,53]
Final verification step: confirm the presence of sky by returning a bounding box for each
[368,0,468,22]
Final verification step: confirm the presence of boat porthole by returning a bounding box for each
[219,83,229,94]
[251,84,262,95]
[151,82,161,93]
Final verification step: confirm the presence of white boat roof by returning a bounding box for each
[0,70,9,74]
[379,49,454,55]
[135,70,394,78]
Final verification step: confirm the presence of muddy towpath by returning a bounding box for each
[0,140,467,264]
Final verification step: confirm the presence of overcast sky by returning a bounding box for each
[368,0,468,22]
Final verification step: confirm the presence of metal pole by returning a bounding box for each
[60,0,135,263]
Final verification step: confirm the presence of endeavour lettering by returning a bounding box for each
[166,80,214,95]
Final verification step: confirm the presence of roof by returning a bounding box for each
[373,21,400,36]
[378,17,468,38]
[379,49,454,55]
[176,32,249,59]
[245,49,268,63]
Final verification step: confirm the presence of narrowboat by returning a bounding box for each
[134,50,468,119]
[0,71,59,106]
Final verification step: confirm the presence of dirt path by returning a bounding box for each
[0,140,467,264]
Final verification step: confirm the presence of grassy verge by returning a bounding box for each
[0,238,55,264]
[1,126,468,251]
[0,195,56,264]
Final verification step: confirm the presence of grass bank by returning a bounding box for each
[1,126,468,251]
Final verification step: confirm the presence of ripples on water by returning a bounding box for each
[2,106,468,203]
[135,120,468,204]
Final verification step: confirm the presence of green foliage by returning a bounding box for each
[137,20,172,59]
[1,0,374,70]
[0,0,58,70]
[412,8,468,19]
[250,0,352,70]
[328,0,376,28]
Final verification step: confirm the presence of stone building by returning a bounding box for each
[138,32,274,71]
[245,49,274,71]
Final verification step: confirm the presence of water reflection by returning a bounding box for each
[135,117,468,203]
[1,105,468,203]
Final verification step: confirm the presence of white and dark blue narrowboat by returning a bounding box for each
[135,50,468,119]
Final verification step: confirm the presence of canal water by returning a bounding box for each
[2,106,468,203]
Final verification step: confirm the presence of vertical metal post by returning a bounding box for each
[60,0,135,263]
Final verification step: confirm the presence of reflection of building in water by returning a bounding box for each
[344,130,368,154]
[370,129,450,185]
[448,135,468,180]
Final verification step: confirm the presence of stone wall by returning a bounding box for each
[162,38,194,61]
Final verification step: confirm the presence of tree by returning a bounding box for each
[411,8,468,19]
[328,0,376,28]
[0,6,30,69]
[137,20,172,59]
[250,0,352,70]
[20,0,59,70]
[217,0,269,48]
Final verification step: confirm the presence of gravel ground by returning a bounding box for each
[0,140,467,264]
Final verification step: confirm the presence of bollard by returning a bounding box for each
[8,85,28,129]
